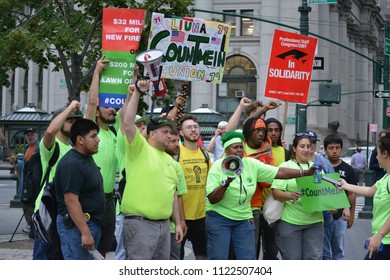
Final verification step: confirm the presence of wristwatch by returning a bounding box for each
[220,180,229,188]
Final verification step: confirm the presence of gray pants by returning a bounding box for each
[276,220,324,260]
[124,218,170,260]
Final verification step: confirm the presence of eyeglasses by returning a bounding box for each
[295,132,310,138]
[183,125,199,130]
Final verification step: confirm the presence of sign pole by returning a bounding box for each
[296,0,312,133]
[281,101,288,141]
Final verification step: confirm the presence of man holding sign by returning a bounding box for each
[85,56,118,257]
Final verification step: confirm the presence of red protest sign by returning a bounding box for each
[102,8,146,52]
[264,29,318,104]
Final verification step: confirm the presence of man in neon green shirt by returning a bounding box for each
[166,131,187,260]
[33,101,82,260]
[122,80,181,260]
[85,57,119,257]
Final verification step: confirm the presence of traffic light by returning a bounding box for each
[319,83,341,104]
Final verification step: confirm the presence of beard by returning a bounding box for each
[61,126,70,137]
[99,114,116,125]
[183,133,199,143]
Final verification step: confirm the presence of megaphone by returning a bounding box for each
[136,49,167,98]
[221,155,243,178]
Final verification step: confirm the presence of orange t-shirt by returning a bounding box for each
[244,137,274,208]
[24,145,37,162]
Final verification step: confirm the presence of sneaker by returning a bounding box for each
[22,225,30,234]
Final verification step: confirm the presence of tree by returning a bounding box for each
[0,0,193,105]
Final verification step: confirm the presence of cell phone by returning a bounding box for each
[364,239,384,251]
[322,175,342,186]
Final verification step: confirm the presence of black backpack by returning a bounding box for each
[21,142,59,206]
[32,143,63,259]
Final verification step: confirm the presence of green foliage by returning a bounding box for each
[0,0,193,113]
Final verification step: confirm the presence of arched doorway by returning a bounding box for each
[217,55,257,119]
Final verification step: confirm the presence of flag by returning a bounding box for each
[171,30,185,42]
[211,36,221,45]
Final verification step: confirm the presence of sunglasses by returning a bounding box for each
[295,132,310,138]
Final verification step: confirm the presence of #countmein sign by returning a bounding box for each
[264,29,318,104]
[295,173,350,212]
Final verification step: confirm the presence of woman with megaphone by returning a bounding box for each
[205,131,319,260]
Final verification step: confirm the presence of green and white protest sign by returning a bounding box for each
[147,13,231,83]
[295,173,350,212]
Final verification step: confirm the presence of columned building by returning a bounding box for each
[2,0,389,147]
[191,0,389,146]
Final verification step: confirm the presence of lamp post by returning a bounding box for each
[296,0,312,133]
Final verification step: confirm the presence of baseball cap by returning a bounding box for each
[24,128,37,134]
[305,130,320,142]
[147,117,177,134]
[52,107,83,120]
[134,115,149,125]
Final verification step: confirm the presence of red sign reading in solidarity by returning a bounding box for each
[264,29,318,104]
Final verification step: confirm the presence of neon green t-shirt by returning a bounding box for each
[170,165,188,233]
[372,174,390,244]
[34,139,72,211]
[179,145,211,220]
[93,126,118,194]
[115,128,126,215]
[115,129,125,181]
[271,160,323,225]
[206,157,278,221]
[121,129,180,220]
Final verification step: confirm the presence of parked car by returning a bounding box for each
[340,146,375,166]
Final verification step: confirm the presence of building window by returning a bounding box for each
[241,10,254,36]
[217,55,257,120]
[223,10,236,36]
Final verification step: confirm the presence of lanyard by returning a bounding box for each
[293,159,310,171]
[238,175,248,205]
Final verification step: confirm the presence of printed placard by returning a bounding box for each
[147,13,231,83]
[264,29,318,104]
[295,173,350,212]
[100,8,146,108]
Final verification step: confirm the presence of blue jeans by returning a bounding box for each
[33,228,48,260]
[114,214,126,260]
[206,211,255,260]
[323,214,347,260]
[56,215,102,260]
